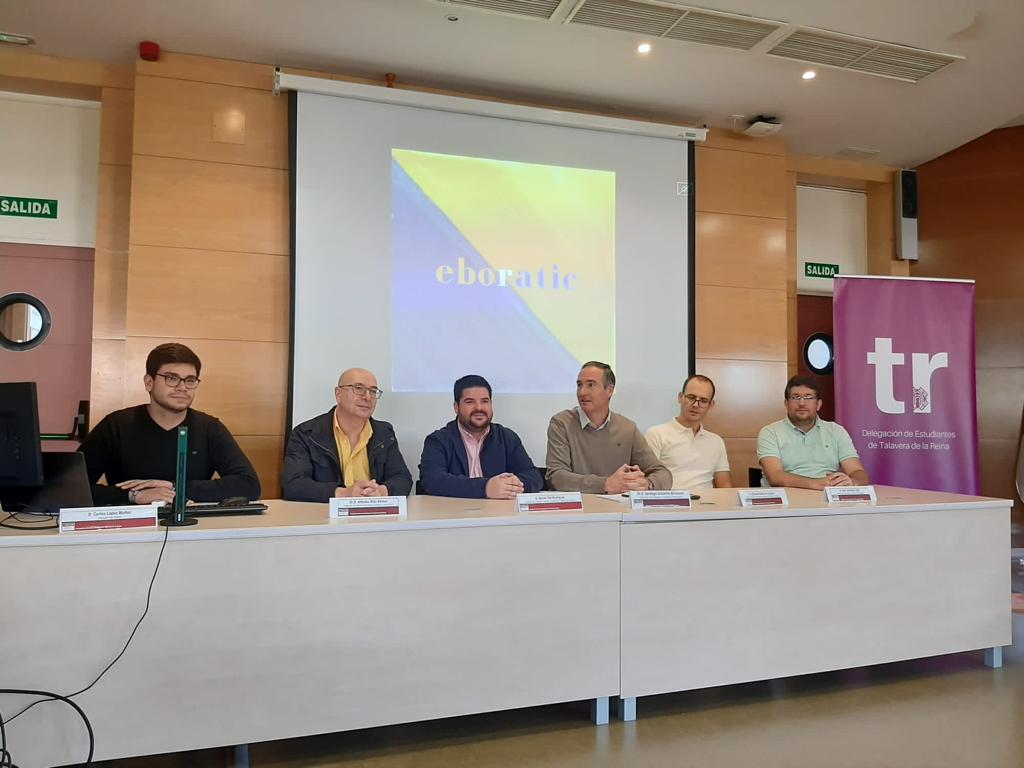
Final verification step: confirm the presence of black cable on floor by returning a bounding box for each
[1,519,170,738]
[0,688,94,766]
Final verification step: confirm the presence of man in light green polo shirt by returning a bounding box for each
[757,375,869,490]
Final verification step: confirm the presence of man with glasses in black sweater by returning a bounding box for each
[79,342,260,505]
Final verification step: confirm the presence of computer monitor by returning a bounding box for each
[0,381,43,487]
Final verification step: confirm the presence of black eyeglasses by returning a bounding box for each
[682,394,712,408]
[154,372,201,389]
[338,384,383,400]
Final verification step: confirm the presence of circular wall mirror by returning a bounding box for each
[0,292,52,351]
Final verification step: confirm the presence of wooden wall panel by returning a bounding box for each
[979,438,1020,503]
[92,249,129,339]
[90,77,134,434]
[95,164,132,252]
[90,338,126,427]
[125,54,293,495]
[975,368,1024,442]
[694,138,788,481]
[695,359,789,439]
[137,52,275,90]
[916,233,1024,299]
[133,75,288,168]
[976,299,1024,368]
[723,437,759,487]
[123,338,288,437]
[786,154,895,184]
[0,75,99,101]
[99,87,134,167]
[695,148,787,219]
[236,435,285,498]
[127,246,289,342]
[914,126,1024,518]
[130,155,288,254]
[696,285,787,362]
[0,49,131,89]
[695,214,786,291]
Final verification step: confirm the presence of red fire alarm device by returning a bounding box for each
[139,41,160,62]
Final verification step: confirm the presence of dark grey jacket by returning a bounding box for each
[281,410,413,501]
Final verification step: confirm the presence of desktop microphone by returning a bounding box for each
[162,425,198,527]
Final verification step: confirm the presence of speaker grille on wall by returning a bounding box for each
[895,168,919,260]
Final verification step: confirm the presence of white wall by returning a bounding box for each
[0,92,100,248]
[796,185,867,296]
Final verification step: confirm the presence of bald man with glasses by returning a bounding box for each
[282,368,413,501]
[644,374,732,491]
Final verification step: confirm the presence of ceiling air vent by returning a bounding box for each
[837,146,881,159]
[440,0,564,20]
[767,27,962,82]
[566,0,784,50]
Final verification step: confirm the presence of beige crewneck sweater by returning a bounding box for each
[544,408,671,493]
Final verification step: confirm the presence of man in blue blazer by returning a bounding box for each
[419,375,543,499]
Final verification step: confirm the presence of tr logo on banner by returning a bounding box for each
[834,277,978,495]
[866,338,949,414]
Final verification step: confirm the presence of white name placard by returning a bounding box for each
[516,492,584,514]
[825,485,877,504]
[738,488,789,508]
[60,504,160,533]
[329,495,407,518]
[629,490,692,509]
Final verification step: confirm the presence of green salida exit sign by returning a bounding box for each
[0,196,58,219]
[805,261,839,279]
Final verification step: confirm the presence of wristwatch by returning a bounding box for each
[128,489,140,504]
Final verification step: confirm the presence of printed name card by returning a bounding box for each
[330,496,407,518]
[825,486,877,504]
[738,488,789,508]
[629,490,692,509]
[515,492,584,514]
[60,504,160,533]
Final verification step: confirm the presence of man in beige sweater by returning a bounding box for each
[545,361,671,494]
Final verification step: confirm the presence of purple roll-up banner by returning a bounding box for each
[834,276,979,494]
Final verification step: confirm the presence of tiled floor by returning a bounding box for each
[101,613,1023,768]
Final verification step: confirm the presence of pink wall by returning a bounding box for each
[0,241,94,438]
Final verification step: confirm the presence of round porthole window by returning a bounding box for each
[0,292,52,352]
[802,332,834,375]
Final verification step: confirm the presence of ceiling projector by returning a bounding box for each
[742,115,782,137]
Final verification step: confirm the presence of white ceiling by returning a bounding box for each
[2,0,1022,166]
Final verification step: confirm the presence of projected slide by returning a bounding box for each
[391,149,615,393]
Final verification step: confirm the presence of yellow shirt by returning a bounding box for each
[332,410,373,486]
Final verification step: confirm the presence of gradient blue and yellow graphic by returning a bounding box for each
[391,149,615,392]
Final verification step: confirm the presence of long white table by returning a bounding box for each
[617,485,1012,719]
[0,498,621,767]
[0,487,1011,766]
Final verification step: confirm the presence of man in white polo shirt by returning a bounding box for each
[644,375,732,491]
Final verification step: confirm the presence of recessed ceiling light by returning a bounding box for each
[0,31,35,46]
[802,70,816,80]
[637,42,652,54]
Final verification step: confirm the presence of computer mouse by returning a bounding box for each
[219,496,250,506]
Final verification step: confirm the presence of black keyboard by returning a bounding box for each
[157,502,268,518]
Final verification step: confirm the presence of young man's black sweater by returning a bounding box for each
[80,405,261,505]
